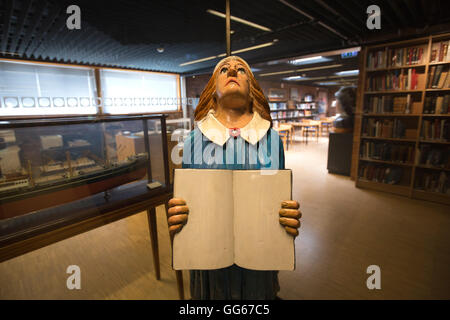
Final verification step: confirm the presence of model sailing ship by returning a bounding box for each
[0,137,148,220]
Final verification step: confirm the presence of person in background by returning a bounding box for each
[331,86,356,134]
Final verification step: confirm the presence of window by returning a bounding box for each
[0,61,97,116]
[100,69,179,114]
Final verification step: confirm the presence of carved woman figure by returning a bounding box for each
[167,56,301,299]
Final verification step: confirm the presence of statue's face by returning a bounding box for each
[215,59,250,105]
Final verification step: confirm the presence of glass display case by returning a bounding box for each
[0,115,170,221]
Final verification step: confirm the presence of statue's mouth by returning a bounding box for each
[226,79,239,86]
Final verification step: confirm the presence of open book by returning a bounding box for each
[173,169,295,271]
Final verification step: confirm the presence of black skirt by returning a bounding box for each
[190,265,280,300]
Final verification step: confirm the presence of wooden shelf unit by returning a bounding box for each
[354,34,450,205]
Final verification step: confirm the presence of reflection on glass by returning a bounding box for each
[0,117,168,220]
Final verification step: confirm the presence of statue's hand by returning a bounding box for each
[279,200,301,237]
[167,198,189,237]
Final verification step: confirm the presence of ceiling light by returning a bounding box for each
[259,70,296,77]
[179,41,276,67]
[335,69,359,76]
[316,81,340,86]
[179,55,219,67]
[207,9,272,32]
[289,56,331,65]
[296,76,327,81]
[232,42,274,54]
[259,63,343,77]
[296,64,343,72]
[283,75,303,81]
[283,76,327,81]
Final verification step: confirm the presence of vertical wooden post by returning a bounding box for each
[160,116,171,188]
[147,208,160,280]
[351,47,367,181]
[143,119,153,182]
[226,0,231,56]
[94,68,103,115]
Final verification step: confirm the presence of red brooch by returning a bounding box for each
[229,128,241,137]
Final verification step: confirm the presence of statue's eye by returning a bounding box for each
[237,68,246,74]
[220,67,228,74]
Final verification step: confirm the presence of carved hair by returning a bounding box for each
[194,56,272,126]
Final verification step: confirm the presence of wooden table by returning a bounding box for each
[290,121,320,144]
[0,181,185,300]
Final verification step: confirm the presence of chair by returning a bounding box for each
[301,120,319,144]
[275,124,292,151]
[319,117,333,137]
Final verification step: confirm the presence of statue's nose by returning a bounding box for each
[227,68,237,76]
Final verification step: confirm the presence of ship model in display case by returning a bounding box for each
[0,115,174,220]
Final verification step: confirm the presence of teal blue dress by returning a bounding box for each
[181,127,285,300]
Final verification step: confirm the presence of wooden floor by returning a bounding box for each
[1,137,449,299]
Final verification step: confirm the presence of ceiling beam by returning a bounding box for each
[385,0,409,29]
[9,0,33,54]
[27,3,66,57]
[16,0,47,55]
[1,0,14,53]
[279,0,350,41]
[313,0,361,34]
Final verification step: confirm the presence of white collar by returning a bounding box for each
[197,109,271,146]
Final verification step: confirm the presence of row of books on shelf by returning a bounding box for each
[415,171,449,195]
[362,118,414,139]
[423,94,450,114]
[360,142,415,164]
[420,119,450,141]
[416,145,450,169]
[360,142,449,169]
[359,157,449,194]
[389,46,425,67]
[367,46,425,69]
[430,40,450,63]
[366,69,424,91]
[365,94,421,114]
[358,163,403,185]
[268,102,287,110]
[426,65,450,88]
[271,110,313,119]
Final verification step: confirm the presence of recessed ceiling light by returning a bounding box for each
[289,56,331,65]
[283,75,303,81]
[335,69,359,76]
[283,76,327,81]
[206,9,272,32]
[316,81,340,86]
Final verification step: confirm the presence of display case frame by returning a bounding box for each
[0,114,173,260]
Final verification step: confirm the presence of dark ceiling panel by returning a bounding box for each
[0,0,449,76]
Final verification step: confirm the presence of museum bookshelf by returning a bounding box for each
[354,33,450,205]
[269,100,318,124]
